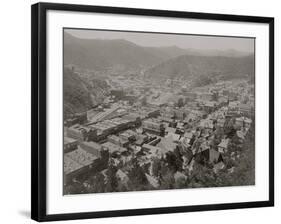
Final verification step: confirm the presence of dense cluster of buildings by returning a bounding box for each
[64,75,254,192]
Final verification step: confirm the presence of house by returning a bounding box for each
[203,101,217,113]
[194,146,223,165]
[235,117,244,128]
[235,117,253,129]
[145,173,159,188]
[135,134,149,146]
[218,138,230,153]
[116,169,129,187]
[199,119,214,130]
[181,132,194,147]
[213,161,225,173]
[244,117,252,128]
[209,148,223,164]
[216,118,225,128]
[228,101,239,110]
[200,92,213,101]
[236,130,246,140]
[218,96,228,104]
[239,104,253,115]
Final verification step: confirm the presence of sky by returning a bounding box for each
[65,29,255,53]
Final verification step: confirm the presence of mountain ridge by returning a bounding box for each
[64,32,253,71]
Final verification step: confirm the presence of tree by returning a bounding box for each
[212,91,219,101]
[64,181,86,195]
[159,169,175,189]
[151,157,162,178]
[174,147,183,171]
[127,159,148,191]
[177,98,184,108]
[87,173,106,193]
[105,161,118,192]
[165,151,178,172]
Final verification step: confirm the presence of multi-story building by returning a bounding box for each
[142,119,165,137]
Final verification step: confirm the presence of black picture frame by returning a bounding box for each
[31,2,274,222]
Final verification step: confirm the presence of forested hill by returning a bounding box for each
[64,32,174,71]
[63,68,109,117]
[144,54,254,85]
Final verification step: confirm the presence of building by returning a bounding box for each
[235,117,244,128]
[142,119,165,137]
[244,117,252,128]
[66,124,97,142]
[64,137,78,153]
[116,169,129,187]
[228,101,239,110]
[122,113,141,125]
[182,91,197,100]
[87,104,121,123]
[235,117,252,129]
[200,92,214,101]
[101,141,127,155]
[88,117,138,140]
[145,173,159,188]
[107,135,129,147]
[64,112,87,127]
[64,148,98,183]
[202,101,217,113]
[142,144,165,158]
[239,104,254,116]
[213,161,225,173]
[157,136,177,152]
[199,119,214,130]
[195,147,223,165]
[217,118,225,128]
[218,138,230,153]
[174,109,186,120]
[119,130,137,142]
[181,132,194,146]
[79,141,103,158]
[135,134,149,146]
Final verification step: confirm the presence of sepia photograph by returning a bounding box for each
[63,28,255,195]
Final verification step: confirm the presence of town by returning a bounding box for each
[63,69,255,194]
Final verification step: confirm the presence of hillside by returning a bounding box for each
[145,54,254,85]
[63,68,109,117]
[64,32,167,71]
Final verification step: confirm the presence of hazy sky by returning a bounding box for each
[66,29,254,53]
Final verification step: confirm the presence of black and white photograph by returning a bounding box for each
[63,28,255,195]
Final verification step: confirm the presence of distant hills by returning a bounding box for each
[64,32,253,72]
[64,32,169,71]
[144,54,254,85]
